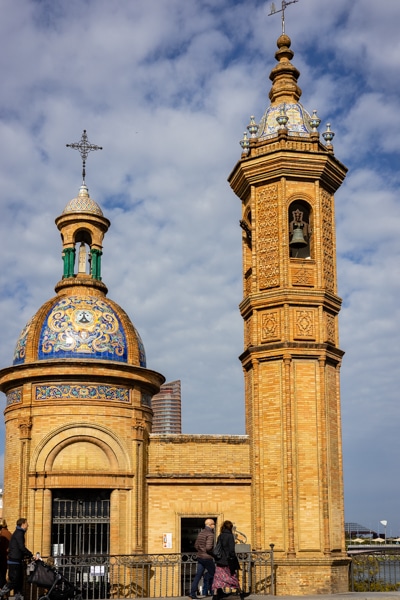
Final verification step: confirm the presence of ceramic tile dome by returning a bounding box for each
[13,295,146,367]
[257,101,313,139]
[63,184,103,216]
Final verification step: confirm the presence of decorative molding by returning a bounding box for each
[261,311,281,341]
[325,312,336,344]
[244,318,251,348]
[321,189,335,292]
[257,185,280,289]
[291,265,314,287]
[19,419,32,439]
[244,268,252,296]
[294,309,316,339]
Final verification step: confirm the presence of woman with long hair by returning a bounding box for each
[212,520,244,600]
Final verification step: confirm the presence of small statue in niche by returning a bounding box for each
[78,242,87,273]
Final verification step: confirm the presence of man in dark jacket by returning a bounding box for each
[0,518,33,600]
[188,519,215,600]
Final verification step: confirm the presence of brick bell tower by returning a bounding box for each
[0,133,164,557]
[228,34,349,594]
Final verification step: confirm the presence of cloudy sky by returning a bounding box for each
[0,0,399,537]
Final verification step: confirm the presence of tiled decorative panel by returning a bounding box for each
[35,384,130,402]
[39,297,128,362]
[6,388,22,406]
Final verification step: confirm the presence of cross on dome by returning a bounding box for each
[66,129,103,184]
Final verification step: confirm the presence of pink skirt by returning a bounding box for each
[212,565,240,591]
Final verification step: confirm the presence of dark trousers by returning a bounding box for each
[1,562,24,596]
[0,566,7,590]
[190,558,215,598]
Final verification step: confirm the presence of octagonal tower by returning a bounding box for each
[229,34,349,594]
[0,179,165,557]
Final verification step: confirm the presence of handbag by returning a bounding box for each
[27,560,58,588]
[213,536,224,561]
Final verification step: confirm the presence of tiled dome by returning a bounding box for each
[13,295,146,368]
[257,101,313,139]
[63,184,103,216]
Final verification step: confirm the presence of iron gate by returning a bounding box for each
[52,489,110,556]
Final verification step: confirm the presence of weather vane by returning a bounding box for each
[268,0,299,34]
[66,130,103,184]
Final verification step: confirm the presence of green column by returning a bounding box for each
[62,247,75,278]
[90,249,103,280]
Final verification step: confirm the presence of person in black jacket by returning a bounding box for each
[212,521,243,600]
[0,518,33,600]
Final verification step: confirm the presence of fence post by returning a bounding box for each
[269,544,275,595]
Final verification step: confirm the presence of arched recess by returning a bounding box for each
[30,422,132,476]
[74,227,93,246]
[28,424,135,557]
[288,199,313,259]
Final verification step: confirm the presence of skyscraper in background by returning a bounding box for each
[151,380,182,434]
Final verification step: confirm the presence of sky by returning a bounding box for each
[0,0,399,538]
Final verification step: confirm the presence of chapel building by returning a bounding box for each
[0,32,349,595]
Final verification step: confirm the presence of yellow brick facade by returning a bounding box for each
[147,435,251,553]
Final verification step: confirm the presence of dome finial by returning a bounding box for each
[66,130,103,185]
[268,0,299,35]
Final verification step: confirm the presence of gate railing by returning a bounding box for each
[348,546,400,592]
[26,548,274,599]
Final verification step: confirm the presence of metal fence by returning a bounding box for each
[349,546,400,592]
[26,548,274,600]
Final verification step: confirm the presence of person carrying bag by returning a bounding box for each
[212,520,244,600]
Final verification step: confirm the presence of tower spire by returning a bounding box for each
[66,129,103,184]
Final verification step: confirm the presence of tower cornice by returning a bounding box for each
[239,342,345,366]
[0,359,165,396]
[238,288,342,318]
[228,140,347,198]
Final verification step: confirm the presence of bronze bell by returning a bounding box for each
[290,226,307,248]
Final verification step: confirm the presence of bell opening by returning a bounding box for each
[289,201,311,258]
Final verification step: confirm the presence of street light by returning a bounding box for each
[380,520,388,543]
